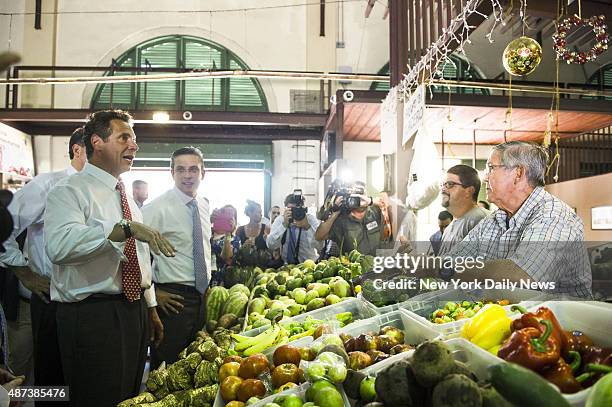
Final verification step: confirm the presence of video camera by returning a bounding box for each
[286,189,306,222]
[327,180,366,214]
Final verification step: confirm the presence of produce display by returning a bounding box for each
[430,300,511,324]
[496,305,612,394]
[230,313,354,357]
[341,340,520,407]
[118,329,232,406]
[461,304,512,355]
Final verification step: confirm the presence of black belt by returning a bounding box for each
[155,282,201,295]
[86,289,146,301]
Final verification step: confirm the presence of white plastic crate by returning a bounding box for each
[519,301,612,406]
[241,297,376,338]
[396,288,548,337]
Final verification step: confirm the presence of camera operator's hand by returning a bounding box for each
[357,194,373,208]
[294,216,311,230]
[282,207,292,228]
[332,195,344,212]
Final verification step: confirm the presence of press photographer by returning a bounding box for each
[315,180,385,256]
[266,190,322,264]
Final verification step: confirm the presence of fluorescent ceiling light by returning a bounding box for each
[152,111,170,122]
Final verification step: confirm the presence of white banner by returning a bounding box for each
[402,83,426,146]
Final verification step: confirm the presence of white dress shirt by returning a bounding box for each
[266,213,322,264]
[44,163,156,306]
[142,187,212,286]
[0,165,78,299]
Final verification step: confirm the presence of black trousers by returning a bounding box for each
[30,295,66,407]
[150,283,205,369]
[56,295,148,407]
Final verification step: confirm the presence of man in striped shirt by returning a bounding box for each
[445,141,591,298]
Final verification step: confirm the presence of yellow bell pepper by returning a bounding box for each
[461,304,511,352]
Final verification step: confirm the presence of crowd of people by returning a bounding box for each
[0,108,593,406]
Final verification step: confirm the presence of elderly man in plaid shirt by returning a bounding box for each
[443,141,592,298]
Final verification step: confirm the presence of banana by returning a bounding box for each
[243,325,280,356]
[234,326,277,351]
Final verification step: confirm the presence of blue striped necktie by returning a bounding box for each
[188,199,208,294]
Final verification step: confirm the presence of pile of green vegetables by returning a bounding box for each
[117,329,232,407]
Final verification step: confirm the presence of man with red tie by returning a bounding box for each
[44,110,175,407]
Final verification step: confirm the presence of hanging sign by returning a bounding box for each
[402,83,426,146]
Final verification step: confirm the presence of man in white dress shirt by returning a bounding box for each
[267,192,322,264]
[44,110,175,407]
[0,127,85,402]
[142,146,212,368]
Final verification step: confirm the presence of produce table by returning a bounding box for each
[118,254,612,407]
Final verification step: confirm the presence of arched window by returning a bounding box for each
[370,53,489,95]
[91,35,268,111]
[584,63,612,100]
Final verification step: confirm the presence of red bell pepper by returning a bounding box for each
[511,306,567,351]
[498,319,561,372]
[564,330,594,355]
[541,351,582,394]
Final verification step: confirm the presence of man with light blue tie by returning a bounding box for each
[142,146,212,368]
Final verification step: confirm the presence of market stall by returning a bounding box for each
[118,253,612,407]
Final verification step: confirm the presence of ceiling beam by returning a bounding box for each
[6,121,323,141]
[0,109,327,127]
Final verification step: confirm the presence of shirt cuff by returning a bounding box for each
[100,219,127,260]
[144,284,157,308]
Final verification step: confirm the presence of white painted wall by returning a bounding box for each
[342,141,381,183]
[33,135,70,173]
[271,139,320,210]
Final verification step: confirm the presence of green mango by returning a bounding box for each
[306,298,326,312]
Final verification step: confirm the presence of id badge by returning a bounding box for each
[366,221,378,231]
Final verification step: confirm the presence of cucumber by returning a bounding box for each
[586,372,612,407]
[488,362,570,407]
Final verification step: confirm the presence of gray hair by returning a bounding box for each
[492,141,548,187]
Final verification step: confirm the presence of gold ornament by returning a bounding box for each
[502,36,542,76]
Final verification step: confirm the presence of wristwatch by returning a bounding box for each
[118,219,133,238]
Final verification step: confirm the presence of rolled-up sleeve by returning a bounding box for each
[0,179,47,267]
[144,284,157,307]
[266,218,286,250]
[44,185,122,266]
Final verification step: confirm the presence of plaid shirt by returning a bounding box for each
[449,186,592,297]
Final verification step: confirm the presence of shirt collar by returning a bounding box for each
[66,164,79,176]
[492,186,544,230]
[511,186,544,227]
[83,163,119,191]
[173,186,197,205]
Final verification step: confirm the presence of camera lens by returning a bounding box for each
[291,206,306,221]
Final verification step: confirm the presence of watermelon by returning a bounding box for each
[205,286,228,322]
[221,292,249,317]
[228,284,250,298]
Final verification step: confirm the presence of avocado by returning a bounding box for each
[343,369,367,399]
[375,360,426,407]
[431,374,482,407]
[412,340,456,387]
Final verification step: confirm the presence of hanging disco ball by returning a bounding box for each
[502,36,543,76]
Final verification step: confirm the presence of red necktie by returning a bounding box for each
[116,180,142,301]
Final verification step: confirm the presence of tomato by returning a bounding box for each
[236,378,266,402]
[239,354,270,379]
[271,363,301,388]
[220,376,243,402]
[219,362,241,383]
[273,344,302,367]
[223,355,243,364]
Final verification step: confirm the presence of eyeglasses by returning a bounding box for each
[440,181,467,189]
[484,164,507,175]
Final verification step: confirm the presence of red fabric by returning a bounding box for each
[116,180,142,301]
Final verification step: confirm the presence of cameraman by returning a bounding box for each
[315,182,384,256]
[267,191,322,264]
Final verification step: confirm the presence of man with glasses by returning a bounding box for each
[443,141,591,297]
[437,165,489,256]
[142,146,212,367]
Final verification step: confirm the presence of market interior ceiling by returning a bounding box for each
[332,90,612,144]
[1,0,612,145]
